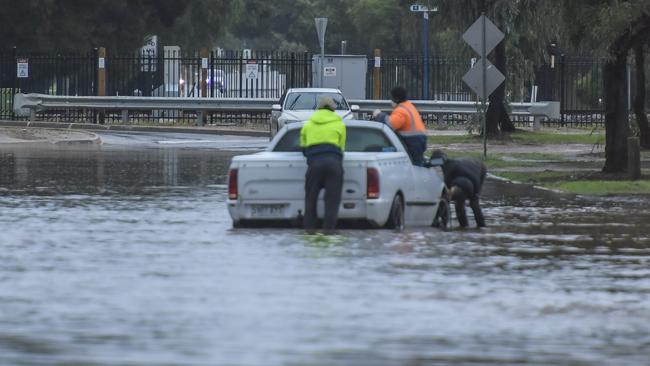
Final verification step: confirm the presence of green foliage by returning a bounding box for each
[561,0,650,53]
[575,71,600,108]
[0,0,241,51]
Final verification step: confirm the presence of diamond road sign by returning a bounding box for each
[462,15,505,100]
[462,15,504,56]
[462,58,505,100]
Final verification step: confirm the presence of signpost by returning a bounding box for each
[410,4,438,99]
[315,17,328,87]
[461,14,505,158]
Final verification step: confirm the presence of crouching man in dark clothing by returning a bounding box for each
[300,97,347,231]
[431,150,487,228]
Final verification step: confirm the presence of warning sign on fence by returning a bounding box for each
[17,58,29,78]
[246,61,259,80]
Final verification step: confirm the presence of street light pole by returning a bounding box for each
[410,3,437,99]
[423,11,429,100]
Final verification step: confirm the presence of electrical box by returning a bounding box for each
[313,55,367,99]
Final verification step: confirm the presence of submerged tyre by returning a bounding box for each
[385,194,405,231]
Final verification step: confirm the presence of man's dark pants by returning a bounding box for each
[304,153,343,230]
[450,176,486,228]
[402,134,427,166]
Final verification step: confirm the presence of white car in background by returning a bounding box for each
[270,88,359,137]
[228,120,450,230]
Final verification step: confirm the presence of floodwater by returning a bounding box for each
[1,137,649,366]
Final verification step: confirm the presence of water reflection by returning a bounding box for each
[0,144,649,366]
[0,147,236,193]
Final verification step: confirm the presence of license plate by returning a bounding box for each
[250,204,286,218]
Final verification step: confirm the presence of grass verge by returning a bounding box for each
[495,171,650,195]
[428,130,605,145]
[431,131,650,195]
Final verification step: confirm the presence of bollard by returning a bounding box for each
[196,110,206,126]
[97,47,107,125]
[533,115,542,131]
[97,47,106,97]
[373,49,381,100]
[121,109,129,124]
[200,48,209,98]
[628,136,641,180]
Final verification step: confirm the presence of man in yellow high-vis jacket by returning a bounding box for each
[300,97,347,231]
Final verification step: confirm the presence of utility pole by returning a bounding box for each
[315,18,328,88]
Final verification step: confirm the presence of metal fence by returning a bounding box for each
[3,48,648,127]
[366,56,474,101]
[103,49,313,99]
[0,50,97,119]
[536,56,608,126]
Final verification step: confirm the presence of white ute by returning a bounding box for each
[270,88,359,137]
[227,120,449,229]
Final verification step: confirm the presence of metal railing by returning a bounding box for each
[14,93,560,129]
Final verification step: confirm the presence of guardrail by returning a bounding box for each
[350,99,560,130]
[14,93,560,130]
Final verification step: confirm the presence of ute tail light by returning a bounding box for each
[228,169,238,200]
[367,168,380,199]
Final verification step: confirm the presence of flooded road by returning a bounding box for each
[1,134,649,366]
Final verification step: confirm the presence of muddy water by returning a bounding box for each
[1,146,649,366]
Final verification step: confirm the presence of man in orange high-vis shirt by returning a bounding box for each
[372,86,428,166]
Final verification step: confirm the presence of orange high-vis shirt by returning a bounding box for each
[389,101,426,134]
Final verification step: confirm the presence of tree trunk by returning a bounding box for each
[601,13,650,172]
[633,44,650,148]
[602,53,630,173]
[486,41,515,136]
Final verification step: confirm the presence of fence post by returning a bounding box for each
[628,137,641,180]
[239,52,243,98]
[373,49,381,100]
[304,51,310,87]
[11,46,17,118]
[209,50,214,98]
[200,48,209,98]
[560,54,566,127]
[290,52,295,89]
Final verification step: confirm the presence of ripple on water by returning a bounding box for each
[1,149,649,365]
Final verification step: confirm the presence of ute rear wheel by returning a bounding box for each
[385,194,405,231]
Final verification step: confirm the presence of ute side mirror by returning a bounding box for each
[428,157,444,167]
[272,104,282,111]
[350,105,360,119]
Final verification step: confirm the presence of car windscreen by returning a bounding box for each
[273,127,397,153]
[284,92,349,111]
